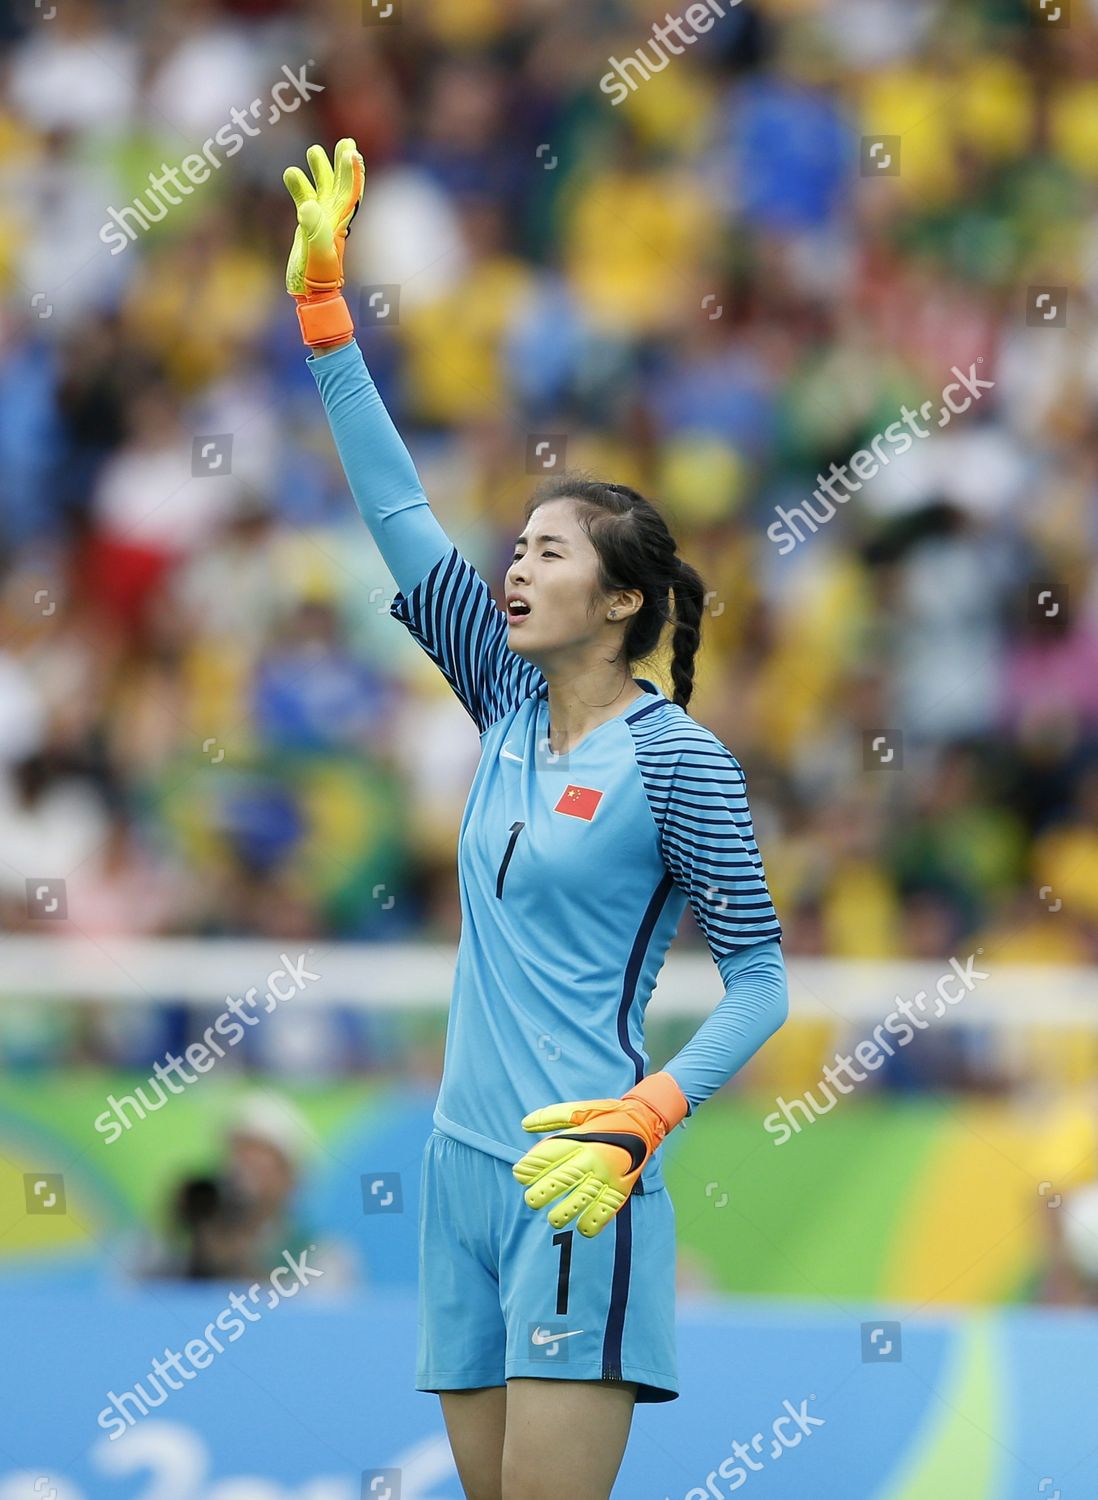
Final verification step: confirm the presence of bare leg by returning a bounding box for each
[439,1386,507,1500]
[501,1379,638,1500]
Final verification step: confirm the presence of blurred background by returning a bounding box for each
[2,0,1098,1494]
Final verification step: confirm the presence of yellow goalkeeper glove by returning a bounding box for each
[513,1072,689,1238]
[282,137,365,351]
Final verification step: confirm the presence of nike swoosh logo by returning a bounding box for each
[531,1326,585,1345]
[500,745,524,763]
[555,1130,648,1174]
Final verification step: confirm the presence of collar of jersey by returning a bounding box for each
[534,677,665,724]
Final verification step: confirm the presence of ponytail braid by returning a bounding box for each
[668,555,705,710]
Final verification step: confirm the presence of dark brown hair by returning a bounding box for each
[524,474,706,709]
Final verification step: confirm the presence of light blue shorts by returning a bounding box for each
[416,1129,678,1402]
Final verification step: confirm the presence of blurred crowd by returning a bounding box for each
[2,0,1098,1072]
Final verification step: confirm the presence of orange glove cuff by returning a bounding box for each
[294,291,354,350]
[624,1072,690,1139]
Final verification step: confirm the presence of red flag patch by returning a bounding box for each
[554,784,604,821]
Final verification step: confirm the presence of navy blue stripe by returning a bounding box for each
[446,561,473,676]
[631,729,724,752]
[625,697,664,726]
[425,551,454,677]
[645,793,749,813]
[644,777,749,802]
[709,920,783,939]
[602,1194,633,1381]
[616,872,676,1086]
[639,754,745,773]
[657,849,765,877]
[706,917,781,933]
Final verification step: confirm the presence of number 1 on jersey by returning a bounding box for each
[495,820,525,899]
[552,1229,573,1315]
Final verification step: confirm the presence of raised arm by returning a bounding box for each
[283,139,545,732]
[282,137,451,597]
[306,339,451,598]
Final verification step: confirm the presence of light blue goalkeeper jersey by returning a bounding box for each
[309,340,787,1196]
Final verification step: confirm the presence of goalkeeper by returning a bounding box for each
[285,139,788,1500]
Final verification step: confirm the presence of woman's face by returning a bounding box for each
[503,498,635,663]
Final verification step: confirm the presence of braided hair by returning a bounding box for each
[523,474,707,710]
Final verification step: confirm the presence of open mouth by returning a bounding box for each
[507,601,531,623]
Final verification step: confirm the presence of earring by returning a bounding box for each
[609,610,617,619]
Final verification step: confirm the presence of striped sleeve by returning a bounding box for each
[389,543,545,734]
[638,724,781,956]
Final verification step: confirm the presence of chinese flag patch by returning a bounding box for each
[554,784,604,821]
